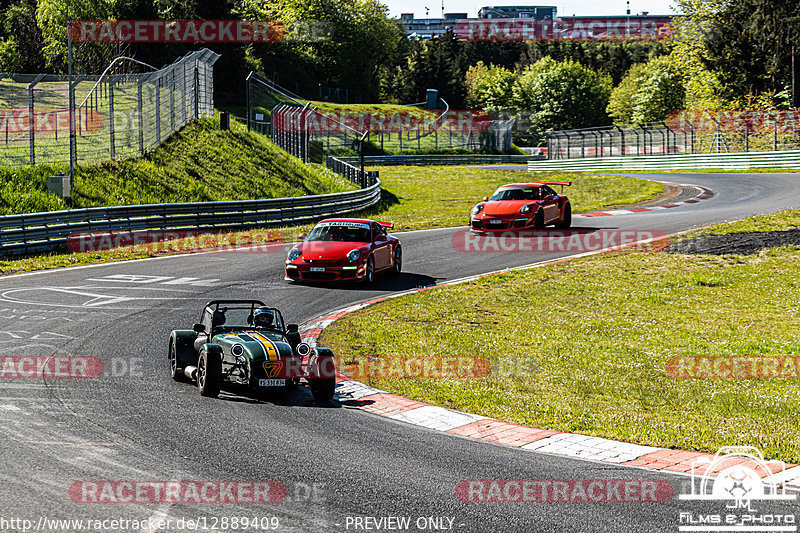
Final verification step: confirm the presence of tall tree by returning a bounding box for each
[464,61,515,110]
[695,0,800,107]
[513,57,612,144]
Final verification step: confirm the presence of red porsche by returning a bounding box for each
[284,218,401,283]
[470,182,572,232]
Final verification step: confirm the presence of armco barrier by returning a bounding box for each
[0,181,381,256]
[528,150,800,172]
[334,154,539,167]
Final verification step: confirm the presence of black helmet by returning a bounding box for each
[253,307,274,329]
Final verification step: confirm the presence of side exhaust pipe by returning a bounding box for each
[184,366,198,380]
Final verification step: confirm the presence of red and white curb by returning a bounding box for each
[579,183,714,218]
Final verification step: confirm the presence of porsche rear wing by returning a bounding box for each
[377,221,394,229]
[543,181,571,193]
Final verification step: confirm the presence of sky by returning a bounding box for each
[384,0,681,19]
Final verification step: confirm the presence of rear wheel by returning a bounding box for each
[556,203,572,229]
[310,378,336,403]
[197,348,222,398]
[168,341,184,382]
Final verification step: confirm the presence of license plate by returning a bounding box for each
[488,220,502,225]
[258,379,286,387]
[309,267,326,272]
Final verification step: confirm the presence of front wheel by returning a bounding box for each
[390,246,402,275]
[197,348,222,398]
[363,256,375,284]
[533,209,545,229]
[556,203,572,229]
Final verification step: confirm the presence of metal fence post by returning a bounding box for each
[155,81,161,144]
[168,71,174,132]
[194,60,199,119]
[137,75,146,155]
[774,116,778,151]
[109,77,116,159]
[246,74,251,131]
[27,74,45,165]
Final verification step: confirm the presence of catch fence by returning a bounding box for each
[245,73,514,155]
[545,111,800,160]
[0,48,219,168]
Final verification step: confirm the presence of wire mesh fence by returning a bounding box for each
[546,112,800,160]
[0,48,219,169]
[245,72,514,155]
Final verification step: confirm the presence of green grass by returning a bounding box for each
[319,210,800,462]
[0,118,354,214]
[361,166,665,231]
[678,209,800,238]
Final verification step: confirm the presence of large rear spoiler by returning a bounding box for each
[543,181,571,193]
[378,221,394,229]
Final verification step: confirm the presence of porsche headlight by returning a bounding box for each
[520,204,532,214]
[472,204,484,216]
[287,247,301,261]
[347,249,361,262]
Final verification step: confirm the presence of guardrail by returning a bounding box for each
[0,181,381,256]
[527,150,800,172]
[335,154,539,166]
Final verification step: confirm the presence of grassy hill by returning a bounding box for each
[0,118,355,215]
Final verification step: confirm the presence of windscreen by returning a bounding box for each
[306,221,371,243]
[212,305,285,331]
[490,187,541,201]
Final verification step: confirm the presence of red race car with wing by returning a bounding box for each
[470,182,572,231]
[285,218,401,283]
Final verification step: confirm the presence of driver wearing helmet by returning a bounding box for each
[252,307,274,330]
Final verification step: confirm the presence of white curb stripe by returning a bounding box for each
[334,380,385,401]
[522,434,660,464]
[389,405,488,432]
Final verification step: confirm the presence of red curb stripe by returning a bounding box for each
[583,212,613,217]
[627,208,651,212]
[304,327,323,339]
[447,419,560,447]
[344,393,429,416]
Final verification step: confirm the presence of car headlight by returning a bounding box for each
[287,247,301,261]
[347,249,361,262]
[520,204,532,214]
[472,204,484,216]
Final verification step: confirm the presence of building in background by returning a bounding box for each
[477,6,556,19]
[399,5,676,41]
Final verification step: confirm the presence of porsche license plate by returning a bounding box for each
[487,219,502,225]
[309,267,326,272]
[258,379,286,387]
